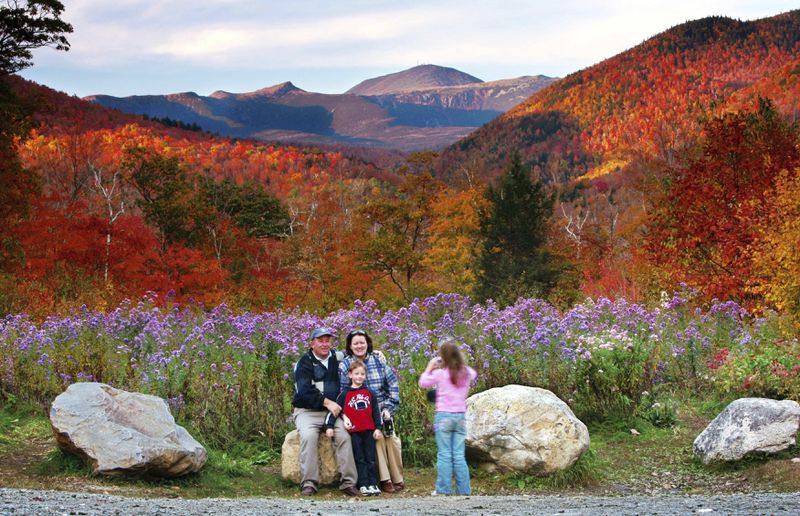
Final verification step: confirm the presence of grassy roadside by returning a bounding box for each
[1,397,798,499]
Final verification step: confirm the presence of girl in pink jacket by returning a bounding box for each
[419,341,477,495]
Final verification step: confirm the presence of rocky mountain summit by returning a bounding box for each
[346,64,483,95]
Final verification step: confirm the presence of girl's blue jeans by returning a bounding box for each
[434,411,471,495]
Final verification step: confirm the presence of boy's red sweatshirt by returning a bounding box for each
[324,386,382,433]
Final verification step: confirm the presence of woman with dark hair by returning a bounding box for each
[339,329,404,493]
[419,340,477,496]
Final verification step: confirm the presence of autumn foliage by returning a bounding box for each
[4,10,800,319]
[1,77,498,316]
[646,100,800,307]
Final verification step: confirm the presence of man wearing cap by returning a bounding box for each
[292,327,359,496]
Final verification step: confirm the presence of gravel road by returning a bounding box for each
[2,488,799,515]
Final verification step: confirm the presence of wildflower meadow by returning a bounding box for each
[2,291,798,463]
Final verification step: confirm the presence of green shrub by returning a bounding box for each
[570,333,658,421]
[711,338,800,401]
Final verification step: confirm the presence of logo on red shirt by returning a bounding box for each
[348,392,371,410]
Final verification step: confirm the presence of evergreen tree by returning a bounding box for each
[474,153,564,306]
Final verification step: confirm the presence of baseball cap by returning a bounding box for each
[309,327,334,340]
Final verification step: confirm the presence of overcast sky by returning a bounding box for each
[17,0,799,98]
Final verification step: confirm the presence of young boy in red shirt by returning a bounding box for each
[325,359,384,496]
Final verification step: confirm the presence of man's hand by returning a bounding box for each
[381,408,391,421]
[323,398,342,417]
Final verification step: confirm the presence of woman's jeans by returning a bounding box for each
[434,411,470,495]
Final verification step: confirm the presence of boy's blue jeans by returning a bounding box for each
[434,411,471,495]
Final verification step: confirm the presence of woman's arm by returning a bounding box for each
[377,353,400,415]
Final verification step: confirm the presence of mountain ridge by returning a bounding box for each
[86,65,556,151]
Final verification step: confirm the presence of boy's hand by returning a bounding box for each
[325,428,334,438]
[373,429,383,440]
[343,414,353,430]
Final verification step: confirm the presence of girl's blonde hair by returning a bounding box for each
[440,340,468,386]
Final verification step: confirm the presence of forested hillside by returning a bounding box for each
[440,11,800,181]
[433,10,800,310]
[3,8,800,321]
[2,77,404,316]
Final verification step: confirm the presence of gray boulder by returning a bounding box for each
[693,397,800,464]
[50,382,207,477]
[465,384,590,475]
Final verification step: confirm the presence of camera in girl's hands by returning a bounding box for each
[426,388,437,403]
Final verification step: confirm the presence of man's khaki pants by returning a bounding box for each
[294,408,357,490]
[376,434,404,483]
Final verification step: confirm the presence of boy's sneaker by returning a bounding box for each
[368,485,381,495]
[359,486,370,496]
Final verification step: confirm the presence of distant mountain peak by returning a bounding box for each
[252,81,302,97]
[209,82,302,99]
[165,91,201,101]
[346,64,483,96]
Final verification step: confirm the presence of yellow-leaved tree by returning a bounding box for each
[423,184,488,295]
[749,168,800,319]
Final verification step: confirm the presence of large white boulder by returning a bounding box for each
[465,384,590,475]
[50,382,207,477]
[693,397,800,464]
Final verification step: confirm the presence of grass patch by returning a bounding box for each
[0,396,51,453]
[503,448,600,491]
[34,447,92,476]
